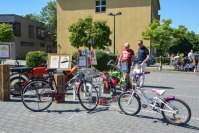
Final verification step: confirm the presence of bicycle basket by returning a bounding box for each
[103,80,109,89]
[132,68,141,83]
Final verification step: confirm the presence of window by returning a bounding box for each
[96,0,106,13]
[40,43,45,47]
[21,41,34,47]
[14,22,21,36]
[36,27,45,40]
[29,25,34,39]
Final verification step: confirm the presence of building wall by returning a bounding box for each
[57,0,160,56]
[0,14,56,59]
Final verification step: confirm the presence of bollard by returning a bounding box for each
[0,64,10,101]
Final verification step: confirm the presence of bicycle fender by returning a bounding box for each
[134,93,141,101]
[10,73,29,80]
[126,90,141,101]
[160,96,175,108]
[166,96,175,100]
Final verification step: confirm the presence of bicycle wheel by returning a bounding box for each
[118,92,141,115]
[77,80,98,111]
[161,98,191,125]
[21,80,53,112]
[10,76,27,96]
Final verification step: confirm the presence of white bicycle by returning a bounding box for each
[118,68,191,125]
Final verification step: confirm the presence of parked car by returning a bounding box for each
[134,55,155,66]
[181,54,199,65]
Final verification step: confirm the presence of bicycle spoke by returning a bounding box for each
[22,80,53,112]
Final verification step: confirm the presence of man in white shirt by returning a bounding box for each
[188,50,195,64]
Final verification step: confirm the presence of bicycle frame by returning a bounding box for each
[129,85,177,114]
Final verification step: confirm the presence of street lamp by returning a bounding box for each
[108,11,122,55]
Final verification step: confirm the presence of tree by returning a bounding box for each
[0,23,14,42]
[68,16,112,50]
[168,31,199,55]
[40,1,57,45]
[142,19,186,70]
[23,1,57,45]
[23,13,42,22]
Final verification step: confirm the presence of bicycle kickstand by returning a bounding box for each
[152,111,158,123]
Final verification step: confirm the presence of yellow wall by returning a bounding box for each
[57,0,159,56]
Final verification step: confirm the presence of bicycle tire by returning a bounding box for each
[21,80,53,112]
[161,98,191,125]
[77,80,98,111]
[10,76,27,96]
[118,92,141,116]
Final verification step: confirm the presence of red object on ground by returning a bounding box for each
[98,99,108,105]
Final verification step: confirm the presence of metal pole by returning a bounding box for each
[113,15,116,55]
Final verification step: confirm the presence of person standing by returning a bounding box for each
[118,42,134,74]
[117,42,134,91]
[170,54,175,67]
[188,49,195,64]
[137,40,149,88]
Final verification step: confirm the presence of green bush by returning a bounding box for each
[93,50,117,71]
[26,51,48,67]
[72,51,78,61]
[154,57,170,65]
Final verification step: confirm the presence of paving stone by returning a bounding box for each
[0,71,199,132]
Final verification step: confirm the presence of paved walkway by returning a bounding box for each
[0,71,199,133]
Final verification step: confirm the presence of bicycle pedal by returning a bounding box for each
[142,104,147,108]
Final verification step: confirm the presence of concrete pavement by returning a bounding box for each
[0,70,199,133]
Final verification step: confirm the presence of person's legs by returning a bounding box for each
[125,64,132,90]
[140,62,146,88]
[170,60,172,67]
[127,64,132,74]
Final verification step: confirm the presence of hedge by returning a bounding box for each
[26,51,47,67]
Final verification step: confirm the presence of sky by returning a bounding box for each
[0,0,198,34]
[159,0,199,34]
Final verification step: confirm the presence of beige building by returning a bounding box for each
[57,0,160,56]
[0,14,56,60]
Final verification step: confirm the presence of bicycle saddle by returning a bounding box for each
[151,89,166,96]
[10,67,33,73]
[46,68,57,73]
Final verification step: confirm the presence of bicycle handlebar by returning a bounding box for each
[107,60,115,66]
[107,60,121,70]
[132,71,150,76]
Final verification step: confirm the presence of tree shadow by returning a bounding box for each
[7,97,22,102]
[43,108,84,113]
[38,106,109,114]
[144,85,175,89]
[87,107,109,114]
[7,96,81,105]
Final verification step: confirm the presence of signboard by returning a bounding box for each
[77,49,97,65]
[47,54,72,71]
[78,55,87,68]
[0,44,10,59]
[121,61,128,72]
